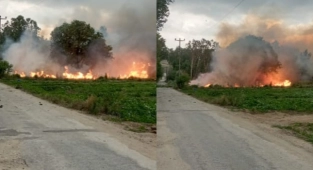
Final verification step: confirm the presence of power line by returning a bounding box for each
[207,0,245,28]
[219,0,245,23]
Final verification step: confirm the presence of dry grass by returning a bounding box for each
[83,95,98,114]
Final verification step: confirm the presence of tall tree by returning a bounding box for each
[0,15,40,43]
[157,33,168,59]
[157,0,174,31]
[50,20,112,68]
[0,15,40,59]
[186,39,218,78]
[157,0,174,80]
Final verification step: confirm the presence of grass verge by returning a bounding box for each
[0,77,156,123]
[274,123,313,144]
[181,85,313,113]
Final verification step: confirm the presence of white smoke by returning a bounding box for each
[3,31,63,74]
[192,14,313,86]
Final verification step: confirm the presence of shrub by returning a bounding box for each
[166,69,176,81]
[83,95,98,114]
[0,59,12,78]
[176,72,190,89]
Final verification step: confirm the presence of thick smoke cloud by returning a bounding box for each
[96,3,156,78]
[3,31,62,75]
[216,14,313,52]
[192,14,313,86]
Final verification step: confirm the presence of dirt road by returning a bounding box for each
[157,87,313,170]
[0,83,156,170]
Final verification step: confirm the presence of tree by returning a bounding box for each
[157,58,163,80]
[50,20,112,68]
[157,0,174,31]
[0,15,40,56]
[157,33,168,60]
[176,72,190,89]
[186,39,218,78]
[0,58,12,78]
[0,15,40,44]
[157,0,174,81]
[157,33,168,80]
[168,47,191,75]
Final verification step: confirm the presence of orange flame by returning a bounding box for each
[204,83,211,87]
[119,62,149,79]
[203,80,291,88]
[30,71,56,78]
[14,71,26,78]
[273,80,291,87]
[13,61,151,79]
[62,66,94,79]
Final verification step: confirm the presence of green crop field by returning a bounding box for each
[182,85,313,113]
[0,77,156,123]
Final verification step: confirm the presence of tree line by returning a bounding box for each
[157,0,219,88]
[0,15,112,78]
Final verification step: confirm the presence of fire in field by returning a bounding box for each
[0,1,155,80]
[190,14,313,88]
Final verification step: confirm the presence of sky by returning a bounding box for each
[0,0,156,52]
[160,0,313,49]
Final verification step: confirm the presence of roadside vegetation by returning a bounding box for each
[181,84,313,113]
[0,77,156,124]
[275,123,313,144]
[0,58,12,78]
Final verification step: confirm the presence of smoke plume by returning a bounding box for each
[3,31,63,75]
[192,14,313,86]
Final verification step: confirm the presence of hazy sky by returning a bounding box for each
[160,0,313,49]
[0,0,157,77]
[0,0,156,42]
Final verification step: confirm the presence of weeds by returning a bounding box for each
[83,95,98,114]
[275,123,313,144]
[182,86,313,113]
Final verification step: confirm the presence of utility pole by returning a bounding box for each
[175,38,185,76]
[0,15,7,31]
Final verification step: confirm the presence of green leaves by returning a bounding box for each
[0,58,12,78]
[0,15,40,43]
[157,0,174,31]
[50,20,112,68]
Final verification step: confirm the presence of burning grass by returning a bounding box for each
[0,77,156,123]
[182,84,313,113]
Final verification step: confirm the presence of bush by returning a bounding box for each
[157,61,163,81]
[176,72,190,89]
[83,95,98,114]
[166,69,176,81]
[0,59,13,78]
[12,74,21,78]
